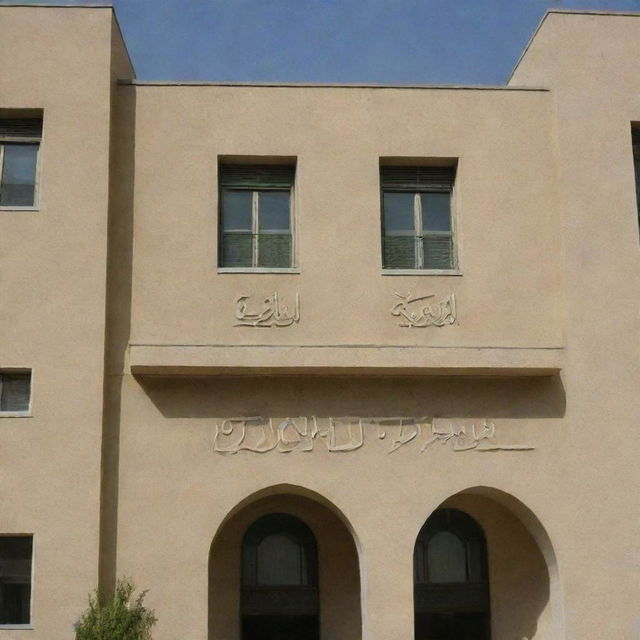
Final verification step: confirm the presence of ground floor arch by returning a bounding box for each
[414,486,563,640]
[208,486,362,640]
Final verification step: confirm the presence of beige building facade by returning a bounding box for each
[0,5,639,639]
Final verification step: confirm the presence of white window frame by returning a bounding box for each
[381,180,461,276]
[218,184,298,274]
[0,135,42,212]
[0,533,35,629]
[0,369,33,418]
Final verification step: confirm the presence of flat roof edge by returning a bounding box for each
[0,3,113,7]
[118,80,549,91]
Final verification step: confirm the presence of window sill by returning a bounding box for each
[0,206,39,212]
[0,411,32,418]
[218,267,300,274]
[0,624,33,629]
[381,268,462,276]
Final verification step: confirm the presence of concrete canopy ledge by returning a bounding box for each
[128,344,563,377]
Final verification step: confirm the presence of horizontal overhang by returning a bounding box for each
[129,344,563,377]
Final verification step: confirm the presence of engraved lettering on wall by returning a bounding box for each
[391,292,456,327]
[212,416,533,455]
[235,292,300,327]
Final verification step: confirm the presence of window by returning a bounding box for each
[414,509,489,640]
[0,536,33,626]
[241,513,319,640]
[381,165,456,270]
[0,118,42,208]
[631,125,640,233]
[219,164,295,270]
[0,371,31,414]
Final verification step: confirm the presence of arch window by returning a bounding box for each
[414,508,490,640]
[241,513,319,640]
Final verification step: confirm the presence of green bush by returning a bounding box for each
[75,578,157,640]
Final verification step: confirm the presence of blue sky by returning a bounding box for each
[5,0,640,83]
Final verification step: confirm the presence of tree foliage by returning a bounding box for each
[75,578,157,640]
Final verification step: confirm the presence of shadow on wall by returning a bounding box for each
[434,487,563,640]
[136,374,566,420]
[208,488,362,640]
[99,80,137,599]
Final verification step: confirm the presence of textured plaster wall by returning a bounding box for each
[0,7,128,638]
[511,11,640,640]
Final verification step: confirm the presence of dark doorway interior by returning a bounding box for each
[241,514,319,640]
[414,509,490,640]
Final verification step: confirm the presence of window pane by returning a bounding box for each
[257,534,305,585]
[384,235,416,269]
[0,536,32,624]
[0,144,38,207]
[383,192,415,232]
[427,531,467,583]
[421,192,451,232]
[423,235,453,269]
[259,191,290,231]
[222,190,252,231]
[222,233,253,267]
[258,234,291,268]
[0,373,31,412]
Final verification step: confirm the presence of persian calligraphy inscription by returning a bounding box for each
[391,292,456,327]
[212,416,533,455]
[235,292,300,327]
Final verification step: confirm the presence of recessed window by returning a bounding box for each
[381,165,456,270]
[0,118,42,208]
[0,371,31,413]
[219,164,295,270]
[0,536,33,625]
[631,125,640,235]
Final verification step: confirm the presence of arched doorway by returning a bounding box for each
[414,508,490,640]
[208,488,361,640]
[241,513,319,640]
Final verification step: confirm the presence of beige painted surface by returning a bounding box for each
[0,6,131,639]
[0,6,638,640]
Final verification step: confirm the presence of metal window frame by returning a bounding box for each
[0,138,42,211]
[0,533,35,629]
[0,369,33,417]
[381,185,458,272]
[219,182,295,271]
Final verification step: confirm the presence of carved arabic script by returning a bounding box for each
[391,292,456,327]
[235,292,300,327]
[212,417,533,455]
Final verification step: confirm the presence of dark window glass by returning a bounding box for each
[421,192,451,232]
[219,166,294,269]
[259,191,290,231]
[0,372,31,412]
[381,166,456,270]
[631,125,640,235]
[222,190,252,231]
[0,144,38,207]
[0,536,32,625]
[383,193,415,232]
[414,509,489,640]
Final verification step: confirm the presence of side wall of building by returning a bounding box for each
[511,11,640,640]
[0,7,129,637]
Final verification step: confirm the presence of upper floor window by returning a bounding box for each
[0,536,33,626]
[219,164,295,270]
[0,371,31,414]
[0,118,42,209]
[381,165,456,271]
